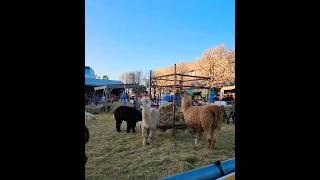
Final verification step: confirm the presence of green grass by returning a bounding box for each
[85,112,235,180]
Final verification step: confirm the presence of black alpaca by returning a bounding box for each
[113,106,142,133]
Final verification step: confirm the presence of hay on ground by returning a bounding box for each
[158,103,186,131]
[85,104,105,114]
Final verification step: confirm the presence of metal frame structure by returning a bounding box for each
[150,64,212,137]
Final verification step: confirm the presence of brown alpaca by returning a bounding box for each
[181,92,224,149]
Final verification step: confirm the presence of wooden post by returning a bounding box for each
[173,64,177,137]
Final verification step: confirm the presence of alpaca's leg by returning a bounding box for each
[132,122,137,133]
[227,112,234,124]
[210,130,218,149]
[195,132,202,145]
[190,129,198,145]
[148,128,156,144]
[146,129,150,145]
[116,120,122,132]
[207,139,212,149]
[207,128,214,149]
[198,132,203,141]
[194,132,198,145]
[208,129,218,149]
[142,127,148,146]
[126,121,131,133]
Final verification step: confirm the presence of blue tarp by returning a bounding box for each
[162,94,180,102]
[85,78,123,87]
[162,158,235,180]
[85,66,96,79]
[209,91,215,103]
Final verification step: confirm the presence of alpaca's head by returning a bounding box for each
[140,97,152,109]
[181,92,192,111]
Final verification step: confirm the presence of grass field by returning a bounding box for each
[85,112,235,180]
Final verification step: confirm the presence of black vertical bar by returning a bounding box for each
[173,64,176,137]
[149,70,152,99]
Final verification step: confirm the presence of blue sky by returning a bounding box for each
[85,0,234,80]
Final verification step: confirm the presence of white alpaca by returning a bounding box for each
[136,121,142,132]
[140,97,160,146]
[85,111,96,125]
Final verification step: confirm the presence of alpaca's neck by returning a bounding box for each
[181,98,192,112]
[142,107,151,122]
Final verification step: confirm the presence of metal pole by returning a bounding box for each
[173,64,176,137]
[208,88,210,104]
[124,84,126,105]
[104,86,107,111]
[149,70,152,99]
[154,80,156,102]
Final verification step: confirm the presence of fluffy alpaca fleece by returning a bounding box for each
[140,97,160,146]
[113,106,142,133]
[181,92,224,149]
[136,121,142,132]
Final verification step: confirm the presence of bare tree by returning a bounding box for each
[120,72,129,84]
[153,44,235,87]
[136,71,142,84]
[120,70,146,94]
[128,72,135,84]
[176,62,189,74]
[141,71,151,88]
[199,44,235,85]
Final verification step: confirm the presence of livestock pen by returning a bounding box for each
[85,112,234,180]
[149,64,213,137]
